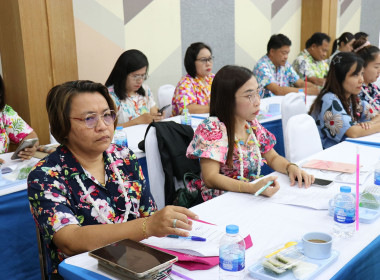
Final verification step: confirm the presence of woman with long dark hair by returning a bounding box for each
[185,66,313,202]
[105,50,163,127]
[310,52,380,149]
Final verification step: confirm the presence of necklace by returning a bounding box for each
[235,122,262,181]
[75,153,133,224]
[361,85,380,111]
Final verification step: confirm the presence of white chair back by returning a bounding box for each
[145,127,182,210]
[157,84,175,118]
[285,114,323,162]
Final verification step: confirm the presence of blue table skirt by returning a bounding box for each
[0,189,40,280]
[261,119,284,175]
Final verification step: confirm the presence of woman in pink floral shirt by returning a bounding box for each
[0,74,38,160]
[172,42,214,116]
[186,66,314,202]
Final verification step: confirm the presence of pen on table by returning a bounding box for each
[167,234,206,242]
[254,180,274,197]
[171,270,194,280]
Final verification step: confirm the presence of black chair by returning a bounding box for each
[35,224,49,280]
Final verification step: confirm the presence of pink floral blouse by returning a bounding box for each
[172,74,214,116]
[186,117,276,201]
[0,105,33,153]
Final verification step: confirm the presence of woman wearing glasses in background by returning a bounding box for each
[185,66,314,202]
[105,50,163,127]
[172,42,214,116]
[28,81,198,279]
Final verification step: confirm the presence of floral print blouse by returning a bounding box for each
[253,55,300,98]
[0,105,33,153]
[311,93,377,149]
[359,83,380,111]
[172,74,214,116]
[28,144,157,275]
[108,84,156,124]
[186,117,276,201]
[293,49,329,80]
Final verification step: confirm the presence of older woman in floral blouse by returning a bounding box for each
[28,80,198,279]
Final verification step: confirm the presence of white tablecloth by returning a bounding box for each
[60,141,380,279]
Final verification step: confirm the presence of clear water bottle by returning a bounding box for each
[298,88,305,102]
[333,186,355,238]
[113,126,128,147]
[180,108,192,126]
[219,225,245,280]
[374,157,380,185]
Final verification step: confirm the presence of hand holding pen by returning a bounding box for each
[253,176,279,197]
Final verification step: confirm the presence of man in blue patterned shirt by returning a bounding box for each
[253,34,319,98]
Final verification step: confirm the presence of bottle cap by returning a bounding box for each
[226,224,239,234]
[340,186,351,193]
[116,126,123,130]
[298,89,304,93]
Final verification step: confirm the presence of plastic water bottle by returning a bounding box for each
[219,225,245,280]
[333,186,355,238]
[180,108,192,126]
[113,126,128,147]
[298,88,305,102]
[374,157,380,186]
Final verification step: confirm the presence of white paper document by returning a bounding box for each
[141,220,225,257]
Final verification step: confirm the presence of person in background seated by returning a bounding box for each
[172,42,214,116]
[329,32,354,64]
[0,74,38,161]
[253,34,319,98]
[293,32,331,87]
[354,38,380,111]
[309,52,380,149]
[185,66,314,202]
[105,50,163,127]
[28,81,198,279]
[354,31,369,41]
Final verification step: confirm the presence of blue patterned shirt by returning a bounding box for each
[253,55,300,98]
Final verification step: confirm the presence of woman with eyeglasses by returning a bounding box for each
[105,50,163,127]
[172,42,214,116]
[28,81,198,279]
[185,66,314,202]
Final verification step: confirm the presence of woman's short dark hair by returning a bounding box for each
[105,49,149,100]
[267,34,291,54]
[210,65,253,166]
[47,80,117,145]
[184,42,212,78]
[354,31,368,40]
[0,75,6,111]
[332,32,354,54]
[353,38,380,67]
[309,52,364,122]
[306,32,331,49]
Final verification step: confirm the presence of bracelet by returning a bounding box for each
[286,163,298,175]
[142,217,149,239]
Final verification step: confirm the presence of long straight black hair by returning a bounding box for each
[210,65,253,166]
[105,50,149,100]
[0,75,6,111]
[309,52,364,122]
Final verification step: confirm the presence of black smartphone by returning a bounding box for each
[295,177,333,187]
[158,104,170,114]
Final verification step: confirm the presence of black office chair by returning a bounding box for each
[35,224,49,280]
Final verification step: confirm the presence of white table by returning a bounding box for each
[59,141,380,279]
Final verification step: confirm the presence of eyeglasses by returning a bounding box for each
[196,56,214,64]
[129,74,148,81]
[241,88,261,104]
[71,110,116,128]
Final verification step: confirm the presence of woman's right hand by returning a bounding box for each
[146,206,199,238]
[248,176,280,197]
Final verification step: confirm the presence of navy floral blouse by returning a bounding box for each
[28,144,157,275]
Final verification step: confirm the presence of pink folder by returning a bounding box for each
[302,159,356,173]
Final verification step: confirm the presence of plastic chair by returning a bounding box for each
[157,84,175,118]
[145,127,182,210]
[284,114,323,162]
[281,92,307,132]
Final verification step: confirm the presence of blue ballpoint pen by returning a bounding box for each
[254,180,274,197]
[167,235,206,241]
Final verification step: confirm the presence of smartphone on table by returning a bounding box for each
[11,138,38,160]
[295,177,333,187]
